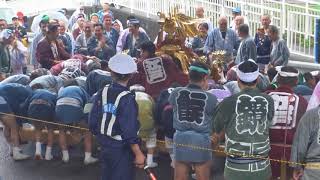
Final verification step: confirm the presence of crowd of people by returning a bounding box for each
[0,2,320,180]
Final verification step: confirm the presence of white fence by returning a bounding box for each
[99,0,320,60]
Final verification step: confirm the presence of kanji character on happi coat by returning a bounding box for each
[128,41,188,99]
[169,61,217,179]
[265,66,308,179]
[213,60,275,180]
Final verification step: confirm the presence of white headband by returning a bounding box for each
[311,71,319,76]
[236,59,259,82]
[278,71,299,77]
[237,69,259,82]
[276,66,299,77]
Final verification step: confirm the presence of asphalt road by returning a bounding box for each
[0,129,225,180]
[0,129,171,180]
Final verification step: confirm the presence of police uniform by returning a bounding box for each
[88,54,140,180]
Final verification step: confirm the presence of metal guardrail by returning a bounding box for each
[103,0,320,61]
[7,0,319,62]
[288,60,320,72]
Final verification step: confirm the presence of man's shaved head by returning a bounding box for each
[196,7,205,18]
[218,16,228,32]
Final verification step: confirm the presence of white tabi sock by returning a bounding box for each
[84,152,92,161]
[46,146,52,154]
[170,153,175,168]
[8,144,13,155]
[13,146,29,160]
[13,147,21,154]
[62,150,69,162]
[35,142,42,155]
[169,153,174,162]
[147,154,153,165]
[84,152,98,165]
[45,146,52,159]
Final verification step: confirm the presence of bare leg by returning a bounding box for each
[34,128,42,160]
[4,127,11,144]
[58,130,67,151]
[34,129,41,142]
[3,118,12,155]
[2,115,19,146]
[59,129,69,162]
[194,161,212,180]
[83,130,98,165]
[147,148,154,156]
[84,131,92,153]
[146,131,157,167]
[47,129,54,147]
[45,129,54,160]
[174,161,190,180]
[1,114,29,160]
[146,147,158,167]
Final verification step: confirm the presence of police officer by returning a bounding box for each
[89,54,145,180]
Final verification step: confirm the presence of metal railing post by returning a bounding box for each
[281,0,286,35]
[104,0,320,60]
[129,0,134,13]
[146,0,150,18]
[241,0,245,18]
[221,0,225,16]
[164,0,169,15]
[306,2,310,38]
[315,18,320,63]
[260,0,264,15]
